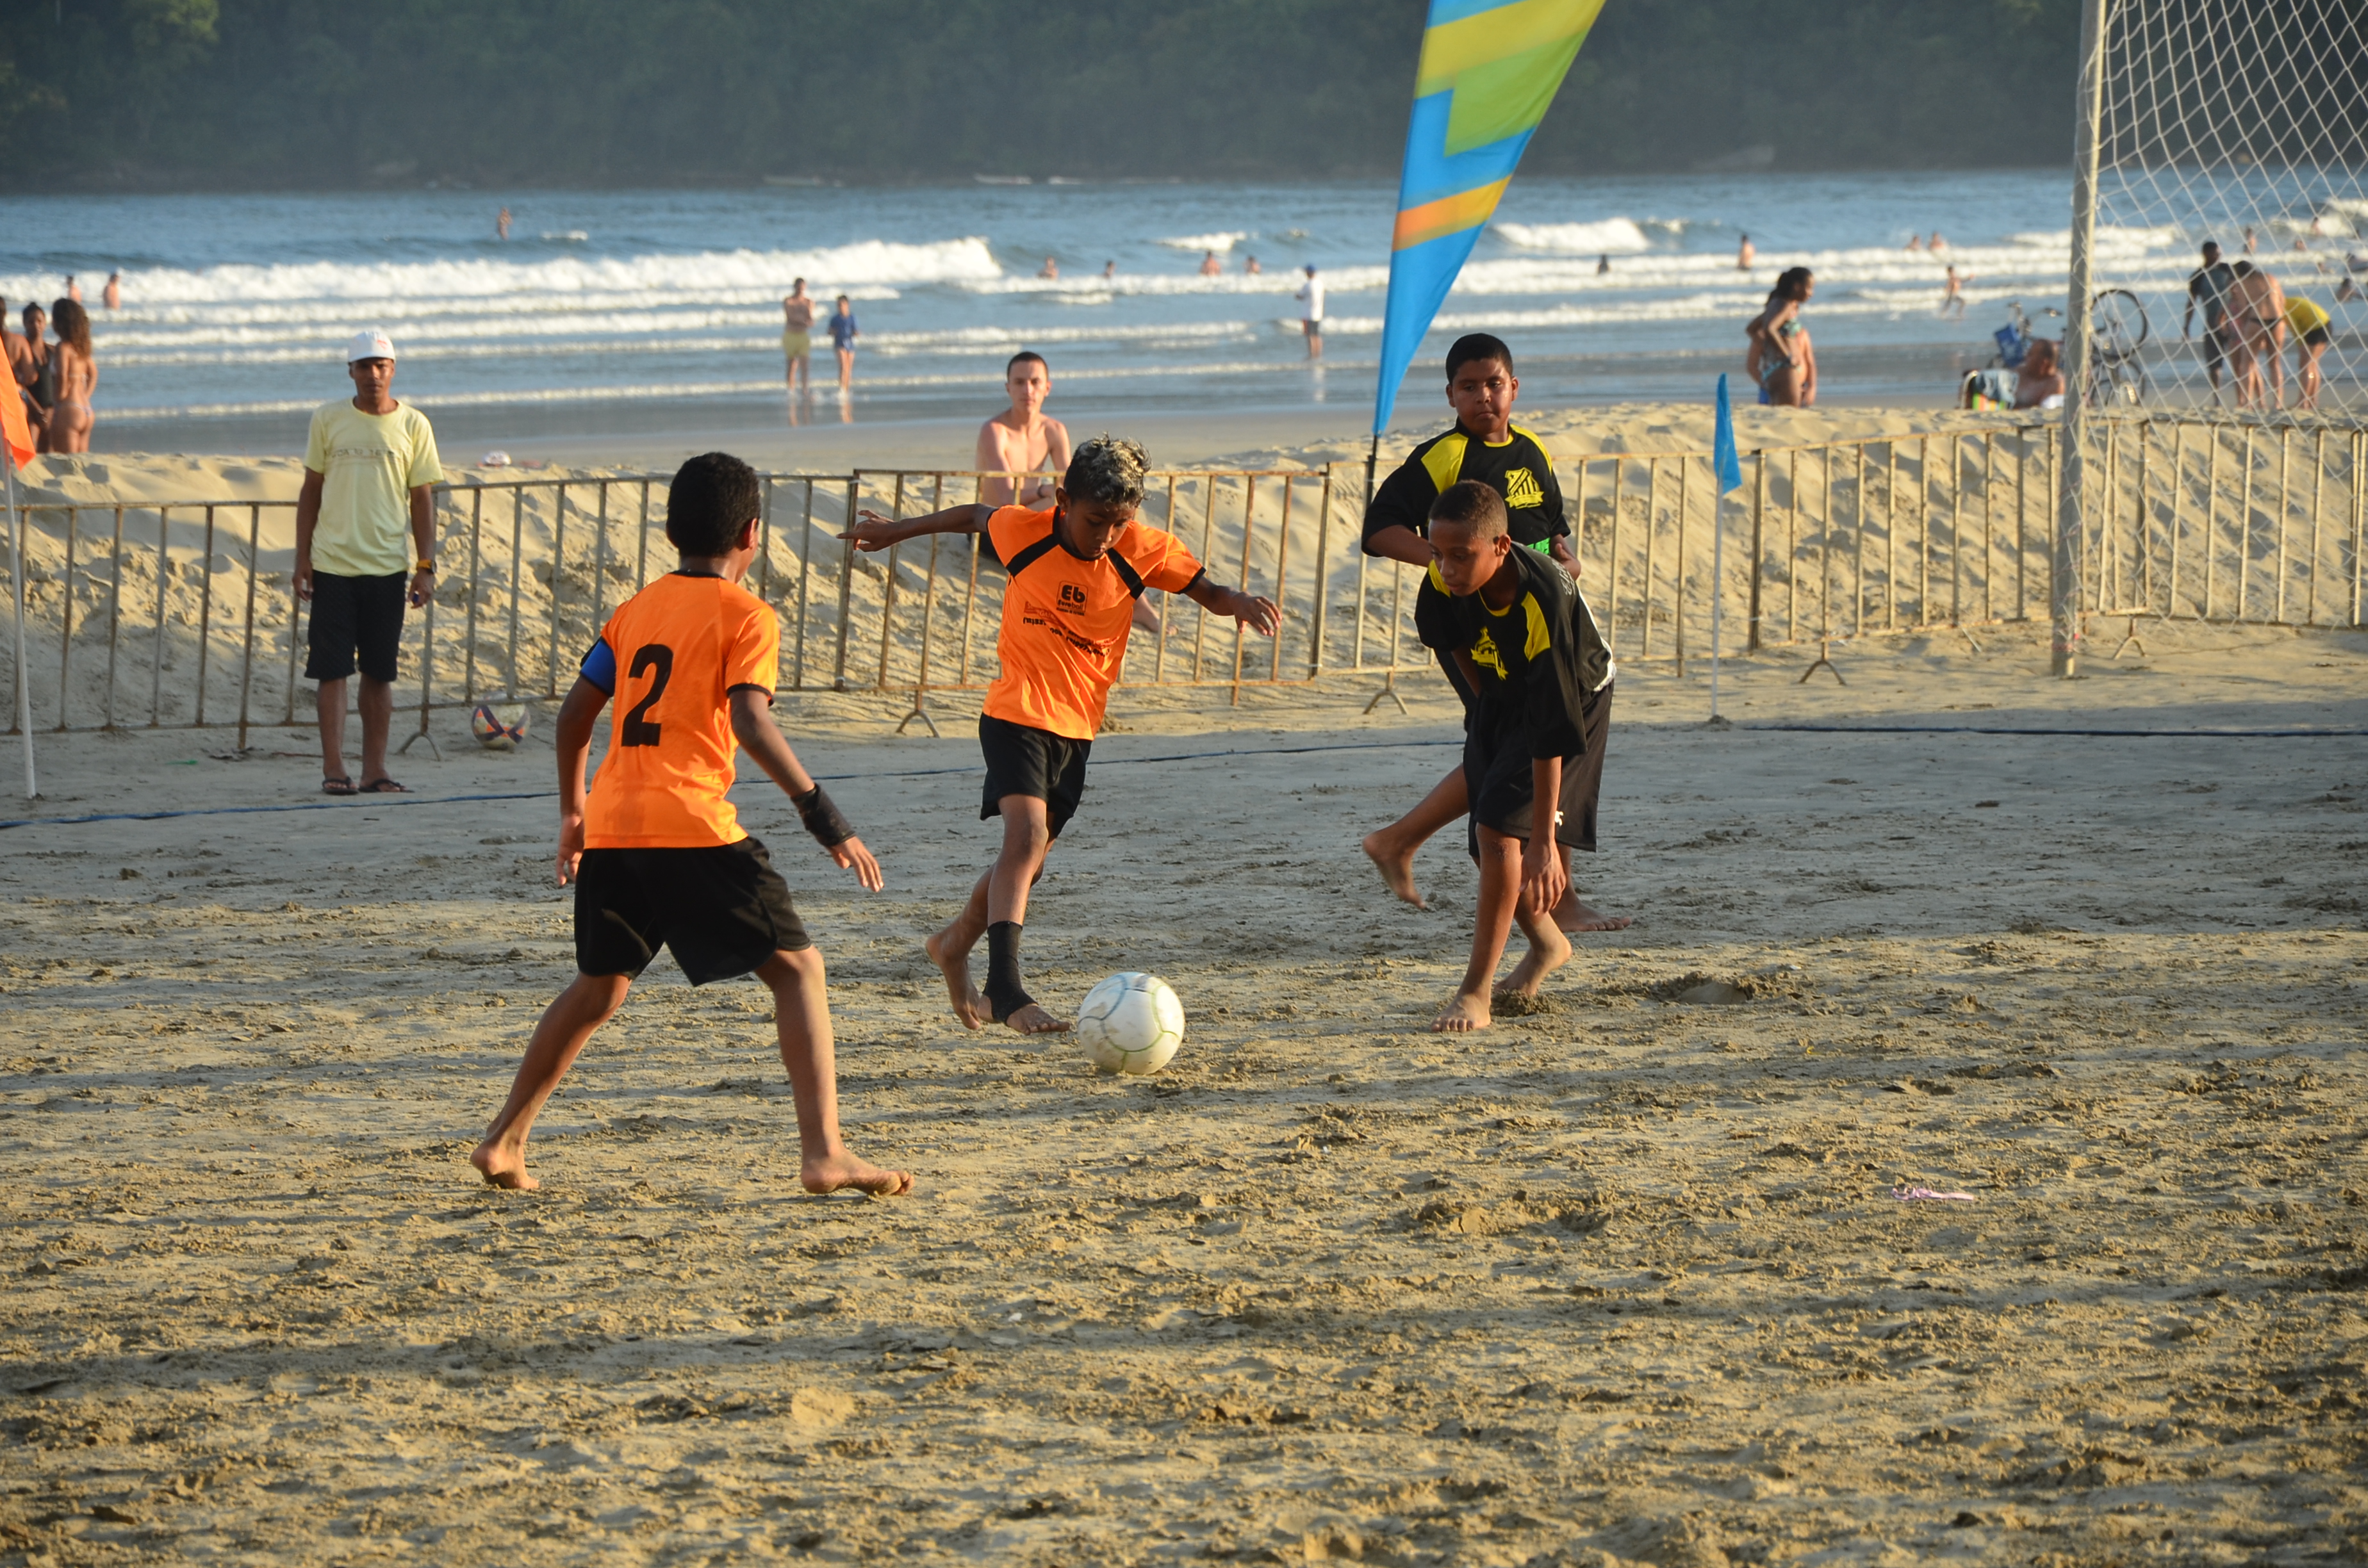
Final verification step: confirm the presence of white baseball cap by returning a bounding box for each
[346,328,396,363]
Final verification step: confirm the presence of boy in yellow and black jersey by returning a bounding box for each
[1361,338,1570,568]
[1360,334,1627,935]
[1413,481,1613,1033]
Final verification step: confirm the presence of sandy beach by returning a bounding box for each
[9,9,2365,1551]
[4,490,2366,1568]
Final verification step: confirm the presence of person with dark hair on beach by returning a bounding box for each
[103,272,121,311]
[14,304,51,449]
[43,299,95,455]
[1747,267,1816,407]
[1358,334,1626,938]
[2012,338,2064,409]
[2184,241,2237,404]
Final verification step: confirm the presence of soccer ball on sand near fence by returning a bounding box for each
[1075,972,1187,1076]
[470,703,531,751]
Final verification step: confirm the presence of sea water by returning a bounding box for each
[0,170,2341,445]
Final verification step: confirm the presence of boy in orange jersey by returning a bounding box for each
[842,436,1279,1034]
[472,452,911,1198]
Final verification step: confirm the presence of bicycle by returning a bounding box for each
[1989,298,2062,370]
[2086,287,2150,406]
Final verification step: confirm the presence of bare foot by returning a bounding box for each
[1433,992,1491,1033]
[1553,892,1632,933]
[1495,924,1573,1000]
[470,1139,536,1191]
[1003,1002,1071,1035]
[925,926,987,1030]
[802,1150,914,1197]
[1362,829,1427,909]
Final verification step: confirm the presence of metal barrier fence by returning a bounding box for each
[4,420,2363,743]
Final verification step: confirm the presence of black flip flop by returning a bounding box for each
[357,777,411,794]
[322,776,357,796]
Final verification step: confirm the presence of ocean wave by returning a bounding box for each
[1493,218,1653,254]
[0,237,1001,308]
[103,357,1330,420]
[1156,231,1248,251]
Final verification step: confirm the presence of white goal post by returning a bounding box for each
[2054,0,2368,674]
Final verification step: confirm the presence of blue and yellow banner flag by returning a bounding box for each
[1373,0,1606,433]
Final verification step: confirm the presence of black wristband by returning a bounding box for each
[791,784,855,847]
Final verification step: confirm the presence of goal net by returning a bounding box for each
[2084,0,2367,416]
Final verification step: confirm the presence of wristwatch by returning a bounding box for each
[416,560,436,572]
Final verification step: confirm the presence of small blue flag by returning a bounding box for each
[1713,373,1743,494]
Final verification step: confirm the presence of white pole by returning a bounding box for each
[2054,0,2112,678]
[1709,487,1724,721]
[6,445,34,799]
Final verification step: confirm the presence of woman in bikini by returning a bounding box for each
[44,299,95,453]
[1745,267,1816,407]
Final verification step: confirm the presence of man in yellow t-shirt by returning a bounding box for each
[295,329,443,796]
[2284,295,2333,411]
[840,436,1279,1036]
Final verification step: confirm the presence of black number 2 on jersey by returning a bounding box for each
[620,644,673,746]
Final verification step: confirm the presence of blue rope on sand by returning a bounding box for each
[1745,723,2368,739]
[0,737,1467,832]
[3,724,2355,832]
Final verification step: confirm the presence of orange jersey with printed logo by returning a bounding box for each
[580,572,780,848]
[982,505,1206,740]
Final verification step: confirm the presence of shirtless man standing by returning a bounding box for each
[973,353,1159,631]
[782,278,819,395]
[975,352,1071,509]
[2228,261,2287,408]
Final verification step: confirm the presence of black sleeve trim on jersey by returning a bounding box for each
[727,681,777,707]
[1108,551,1147,598]
[980,525,1007,570]
[1362,442,1440,552]
[1180,566,1210,596]
[1003,527,1059,577]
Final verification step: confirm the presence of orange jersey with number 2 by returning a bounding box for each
[582,573,781,849]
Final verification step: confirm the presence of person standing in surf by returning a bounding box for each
[782,279,819,396]
[828,294,858,396]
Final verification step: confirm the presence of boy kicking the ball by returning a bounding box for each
[472,452,910,1196]
[1415,480,1613,1033]
[841,436,1278,1034]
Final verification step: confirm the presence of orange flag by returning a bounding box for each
[0,383,31,471]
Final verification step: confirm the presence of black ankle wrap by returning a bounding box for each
[983,920,1032,1022]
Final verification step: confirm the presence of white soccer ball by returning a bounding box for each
[472,703,530,750]
[1076,972,1185,1076]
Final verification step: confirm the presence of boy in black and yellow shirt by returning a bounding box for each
[1414,481,1613,1033]
[1360,333,1627,934]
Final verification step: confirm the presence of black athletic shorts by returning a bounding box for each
[1465,680,1613,858]
[304,570,407,684]
[979,714,1089,840]
[2302,324,2331,349]
[573,836,811,984]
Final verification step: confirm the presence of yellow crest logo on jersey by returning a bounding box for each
[1502,466,1544,508]
[1469,625,1507,678]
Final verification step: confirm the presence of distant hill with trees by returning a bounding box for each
[0,0,2082,189]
